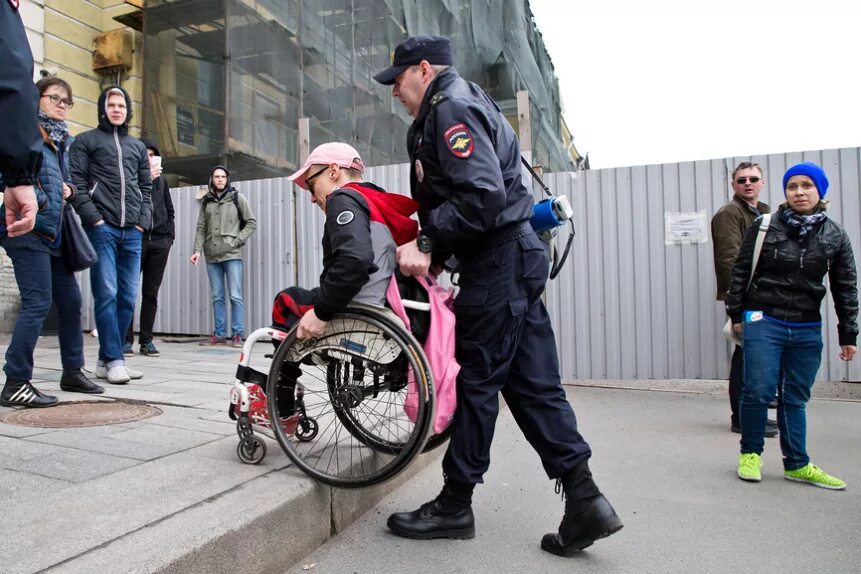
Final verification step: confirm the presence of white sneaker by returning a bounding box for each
[94,364,142,380]
[106,365,131,384]
[125,365,143,379]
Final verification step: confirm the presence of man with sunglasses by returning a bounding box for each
[712,161,776,436]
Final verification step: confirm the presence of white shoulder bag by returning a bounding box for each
[723,213,772,346]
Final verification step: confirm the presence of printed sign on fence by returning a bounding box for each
[665,210,708,244]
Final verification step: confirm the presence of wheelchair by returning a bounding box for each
[229,302,451,488]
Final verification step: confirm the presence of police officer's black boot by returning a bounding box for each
[387,480,475,540]
[541,460,623,556]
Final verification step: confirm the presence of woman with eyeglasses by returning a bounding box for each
[726,162,858,489]
[0,76,104,408]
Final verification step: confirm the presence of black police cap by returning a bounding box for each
[373,35,454,85]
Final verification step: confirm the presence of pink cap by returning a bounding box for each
[287,142,365,190]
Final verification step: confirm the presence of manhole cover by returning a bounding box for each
[0,401,162,428]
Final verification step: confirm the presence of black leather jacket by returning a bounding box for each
[407,67,532,260]
[726,205,858,345]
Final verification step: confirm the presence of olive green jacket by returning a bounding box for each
[193,187,257,263]
[711,194,769,301]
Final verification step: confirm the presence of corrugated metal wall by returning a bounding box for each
[80,147,860,381]
[544,147,861,382]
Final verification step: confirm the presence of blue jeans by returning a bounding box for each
[741,317,823,470]
[86,223,142,365]
[3,248,85,381]
[206,259,244,338]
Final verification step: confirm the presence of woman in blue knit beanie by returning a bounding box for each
[726,162,858,489]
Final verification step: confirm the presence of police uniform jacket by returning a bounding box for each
[407,67,532,259]
[0,2,42,187]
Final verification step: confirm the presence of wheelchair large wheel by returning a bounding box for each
[267,306,433,488]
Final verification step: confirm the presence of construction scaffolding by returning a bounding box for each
[141,0,580,184]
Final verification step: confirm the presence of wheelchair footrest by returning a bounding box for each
[236,365,268,386]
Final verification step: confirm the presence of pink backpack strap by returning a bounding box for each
[413,274,459,434]
[386,274,411,331]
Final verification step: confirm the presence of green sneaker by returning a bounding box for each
[784,464,846,490]
[738,453,762,482]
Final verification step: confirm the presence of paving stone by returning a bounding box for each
[22,423,214,462]
[0,468,70,505]
[1,440,140,482]
[0,419,56,438]
[142,412,236,436]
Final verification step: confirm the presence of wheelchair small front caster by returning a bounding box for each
[237,436,267,464]
[295,416,318,442]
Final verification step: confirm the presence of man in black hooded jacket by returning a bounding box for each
[125,141,174,356]
[69,86,152,385]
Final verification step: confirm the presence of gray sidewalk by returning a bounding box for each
[289,385,861,574]
[1,334,859,573]
[0,334,442,574]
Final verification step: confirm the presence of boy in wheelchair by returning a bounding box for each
[253,143,420,425]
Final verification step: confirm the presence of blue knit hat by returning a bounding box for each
[782,162,829,198]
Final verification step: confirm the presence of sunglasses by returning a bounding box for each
[42,94,75,108]
[735,176,761,184]
[304,166,328,191]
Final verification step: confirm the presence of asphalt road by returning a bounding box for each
[285,386,861,574]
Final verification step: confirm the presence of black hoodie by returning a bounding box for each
[69,86,153,229]
[141,140,175,240]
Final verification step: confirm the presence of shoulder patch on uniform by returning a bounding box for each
[444,123,474,159]
[336,210,355,225]
[430,92,448,106]
[8,0,20,8]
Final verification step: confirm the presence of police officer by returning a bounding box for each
[374,36,622,556]
[0,1,42,237]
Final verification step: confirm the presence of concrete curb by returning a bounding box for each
[45,439,446,574]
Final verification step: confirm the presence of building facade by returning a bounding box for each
[2,0,581,328]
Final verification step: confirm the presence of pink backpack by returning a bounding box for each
[386,274,459,434]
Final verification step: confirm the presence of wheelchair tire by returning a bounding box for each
[423,425,454,452]
[267,306,433,488]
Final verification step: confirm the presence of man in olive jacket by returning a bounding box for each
[711,161,775,436]
[190,165,256,346]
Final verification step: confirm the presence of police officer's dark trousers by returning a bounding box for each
[443,227,591,485]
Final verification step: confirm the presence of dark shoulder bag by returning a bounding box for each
[61,203,98,272]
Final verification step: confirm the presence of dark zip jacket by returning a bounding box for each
[315,182,418,320]
[68,86,153,229]
[726,204,858,345]
[141,141,174,240]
